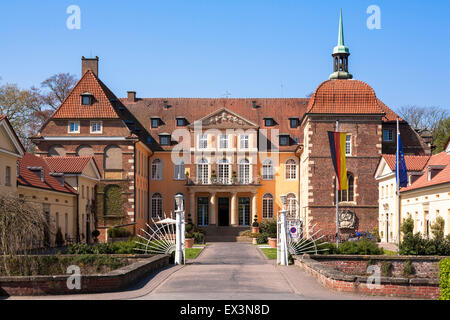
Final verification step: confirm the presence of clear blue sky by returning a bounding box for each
[0,0,449,111]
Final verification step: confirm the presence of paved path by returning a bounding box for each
[7,243,400,300]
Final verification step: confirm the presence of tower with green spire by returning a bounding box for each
[329,10,353,80]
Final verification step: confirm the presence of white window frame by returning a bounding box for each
[262,159,274,180]
[240,135,249,149]
[345,134,352,156]
[90,121,103,134]
[218,159,230,184]
[68,121,80,133]
[199,134,208,149]
[219,134,228,149]
[151,193,163,218]
[174,160,186,180]
[197,159,209,184]
[151,159,163,180]
[285,159,297,180]
[239,159,251,184]
[383,129,393,142]
[263,193,274,219]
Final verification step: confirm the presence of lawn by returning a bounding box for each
[260,248,277,260]
[185,247,203,259]
[383,249,399,256]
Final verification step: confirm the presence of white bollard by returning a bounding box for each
[279,210,288,266]
[175,210,183,265]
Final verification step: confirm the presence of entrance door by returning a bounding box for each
[238,197,250,226]
[218,197,230,226]
[197,197,209,226]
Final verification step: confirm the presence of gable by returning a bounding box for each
[82,159,101,180]
[375,157,394,180]
[0,118,25,157]
[51,70,120,119]
[190,108,259,129]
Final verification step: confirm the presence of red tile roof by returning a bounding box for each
[17,153,77,194]
[120,98,309,151]
[307,80,385,116]
[52,70,120,119]
[401,152,450,192]
[44,156,95,174]
[382,154,430,172]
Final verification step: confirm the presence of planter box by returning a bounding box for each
[185,238,194,248]
[268,238,277,248]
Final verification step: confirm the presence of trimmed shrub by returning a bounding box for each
[256,233,268,244]
[439,258,450,300]
[381,261,393,277]
[107,227,131,238]
[337,239,384,255]
[259,219,277,238]
[402,260,415,277]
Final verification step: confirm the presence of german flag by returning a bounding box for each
[327,132,348,191]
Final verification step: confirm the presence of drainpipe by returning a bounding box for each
[76,175,80,243]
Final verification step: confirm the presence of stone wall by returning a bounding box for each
[0,254,169,296]
[294,255,441,299]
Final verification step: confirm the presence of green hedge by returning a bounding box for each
[439,258,450,300]
[316,239,384,255]
[66,239,139,255]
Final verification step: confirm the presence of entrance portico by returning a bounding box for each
[187,186,258,227]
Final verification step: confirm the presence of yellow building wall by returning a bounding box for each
[17,185,77,246]
[0,125,21,195]
[135,143,152,234]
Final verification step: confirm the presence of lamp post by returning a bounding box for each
[278,194,289,266]
[174,194,185,265]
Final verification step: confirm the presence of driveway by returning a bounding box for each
[7,243,399,300]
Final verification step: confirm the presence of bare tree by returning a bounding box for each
[0,194,50,275]
[40,73,76,110]
[397,105,448,132]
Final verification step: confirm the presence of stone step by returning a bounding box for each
[205,235,253,243]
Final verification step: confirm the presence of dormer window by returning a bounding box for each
[81,92,93,105]
[279,134,290,146]
[289,118,299,128]
[176,117,186,127]
[159,133,171,146]
[151,117,160,128]
[264,118,275,127]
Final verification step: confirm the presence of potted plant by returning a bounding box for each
[185,232,195,248]
[91,229,100,243]
[252,215,259,234]
[268,234,277,248]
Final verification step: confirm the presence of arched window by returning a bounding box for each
[335,173,355,203]
[197,159,209,184]
[285,159,297,180]
[239,158,251,184]
[174,159,186,180]
[76,145,94,157]
[218,158,230,184]
[48,145,66,157]
[263,194,274,218]
[104,185,123,216]
[151,193,163,218]
[104,145,122,170]
[286,193,297,218]
[262,159,274,180]
[151,159,163,180]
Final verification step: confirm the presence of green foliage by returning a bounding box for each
[256,233,268,244]
[336,239,384,255]
[66,239,140,255]
[399,232,450,256]
[259,219,277,238]
[192,232,205,244]
[185,223,194,233]
[0,254,128,276]
[403,260,415,277]
[432,117,450,154]
[381,261,393,277]
[431,217,445,240]
[185,232,194,239]
[107,227,131,238]
[401,217,415,235]
[104,185,123,216]
[439,258,450,300]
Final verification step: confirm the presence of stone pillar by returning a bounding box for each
[252,192,258,223]
[189,191,195,225]
[230,192,238,226]
[209,192,216,225]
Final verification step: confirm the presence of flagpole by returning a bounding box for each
[396,117,401,246]
[336,120,339,248]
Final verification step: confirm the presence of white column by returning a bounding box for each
[175,210,182,265]
[279,210,288,266]
[209,192,216,225]
[231,192,238,226]
[189,191,195,224]
[251,192,257,223]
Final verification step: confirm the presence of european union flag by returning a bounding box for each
[396,135,408,188]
